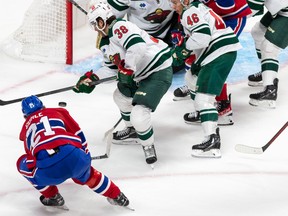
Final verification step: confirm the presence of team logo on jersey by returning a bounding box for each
[144,9,171,23]
[139,2,147,9]
[109,53,122,66]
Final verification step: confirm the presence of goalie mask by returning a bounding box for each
[88,2,114,35]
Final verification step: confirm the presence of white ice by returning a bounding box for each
[0,1,288,216]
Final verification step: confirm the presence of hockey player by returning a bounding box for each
[170,0,241,158]
[17,96,130,209]
[105,0,180,47]
[173,0,251,126]
[246,0,288,108]
[73,2,173,165]
[90,0,184,73]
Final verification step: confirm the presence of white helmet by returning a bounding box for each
[179,0,194,6]
[88,2,114,32]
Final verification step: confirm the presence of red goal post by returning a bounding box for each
[1,0,89,65]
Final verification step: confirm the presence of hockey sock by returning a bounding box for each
[215,83,228,101]
[85,167,120,199]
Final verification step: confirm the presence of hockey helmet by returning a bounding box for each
[21,95,44,116]
[179,0,194,6]
[88,2,114,32]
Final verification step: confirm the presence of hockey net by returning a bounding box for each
[1,0,89,64]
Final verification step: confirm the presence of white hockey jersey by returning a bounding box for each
[98,19,172,82]
[107,0,175,39]
[265,0,288,17]
[181,2,242,66]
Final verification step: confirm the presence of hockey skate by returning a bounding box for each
[183,95,233,126]
[107,192,130,207]
[173,85,190,101]
[112,126,140,145]
[183,111,200,124]
[216,94,234,126]
[249,78,278,108]
[248,72,263,87]
[191,128,221,158]
[142,144,157,165]
[40,193,69,210]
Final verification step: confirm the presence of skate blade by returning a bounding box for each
[173,95,190,101]
[191,149,221,158]
[248,81,263,87]
[125,205,135,211]
[218,115,234,126]
[249,99,276,109]
[44,204,69,211]
[184,120,201,125]
[112,139,140,145]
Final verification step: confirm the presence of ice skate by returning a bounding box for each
[173,85,190,101]
[112,126,140,145]
[107,192,129,207]
[248,72,263,87]
[142,144,157,166]
[191,128,221,158]
[249,78,278,108]
[184,95,233,126]
[183,111,200,124]
[216,94,234,126]
[40,193,69,210]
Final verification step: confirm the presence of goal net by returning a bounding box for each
[1,0,89,64]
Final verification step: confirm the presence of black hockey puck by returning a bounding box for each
[58,102,67,107]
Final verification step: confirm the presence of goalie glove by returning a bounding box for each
[73,70,99,94]
[117,60,134,87]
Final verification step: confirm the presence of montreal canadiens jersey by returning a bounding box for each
[19,108,87,157]
[107,0,174,39]
[181,2,242,66]
[201,0,252,20]
[98,18,172,82]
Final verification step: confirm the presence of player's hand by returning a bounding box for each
[171,43,192,67]
[73,70,99,93]
[117,60,134,86]
[171,30,185,47]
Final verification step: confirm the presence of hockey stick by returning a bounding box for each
[235,121,288,154]
[0,75,117,106]
[68,0,87,15]
[91,117,122,160]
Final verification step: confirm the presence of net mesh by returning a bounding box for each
[1,0,89,64]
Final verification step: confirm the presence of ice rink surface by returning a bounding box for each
[0,1,288,215]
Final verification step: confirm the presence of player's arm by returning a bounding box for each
[211,0,236,15]
[58,109,89,153]
[183,7,211,50]
[107,0,129,18]
[112,21,146,72]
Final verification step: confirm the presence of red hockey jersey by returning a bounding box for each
[19,108,87,158]
[202,0,252,20]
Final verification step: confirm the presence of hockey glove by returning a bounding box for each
[171,42,192,67]
[73,70,99,94]
[117,60,134,87]
[171,30,185,47]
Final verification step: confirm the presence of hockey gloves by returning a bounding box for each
[171,40,192,67]
[171,30,185,47]
[117,60,134,87]
[73,70,99,94]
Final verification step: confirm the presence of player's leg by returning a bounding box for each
[112,82,140,145]
[249,14,288,108]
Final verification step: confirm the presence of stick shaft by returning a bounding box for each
[262,121,288,152]
[0,75,117,106]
